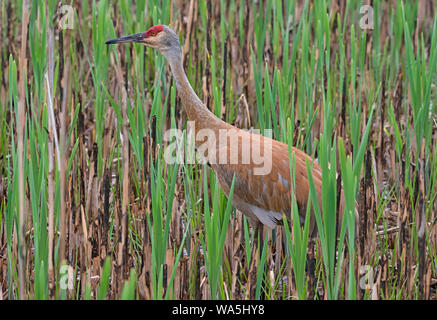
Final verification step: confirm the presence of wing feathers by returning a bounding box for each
[211,131,324,229]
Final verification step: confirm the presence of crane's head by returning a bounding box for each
[105,25,181,60]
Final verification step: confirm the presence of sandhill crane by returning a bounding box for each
[106,25,347,236]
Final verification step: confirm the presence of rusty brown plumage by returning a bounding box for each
[106,25,347,235]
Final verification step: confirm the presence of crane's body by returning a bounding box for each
[106,25,344,234]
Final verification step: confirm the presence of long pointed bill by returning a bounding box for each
[105,32,145,45]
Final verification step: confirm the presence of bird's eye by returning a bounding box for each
[151,31,157,36]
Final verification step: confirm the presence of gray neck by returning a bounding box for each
[164,48,225,130]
